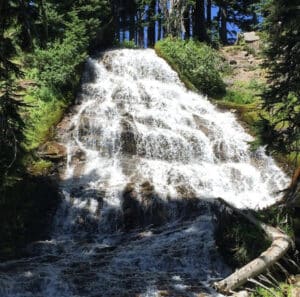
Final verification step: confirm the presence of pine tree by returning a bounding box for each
[193,0,208,42]
[0,1,26,183]
[261,0,300,160]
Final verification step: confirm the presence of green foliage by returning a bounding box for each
[256,205,294,238]
[0,2,27,184]
[29,159,53,176]
[224,89,255,104]
[252,283,292,297]
[23,87,67,151]
[33,12,88,89]
[222,80,264,104]
[217,212,270,267]
[155,37,226,97]
[0,0,113,258]
[261,0,300,159]
[115,39,139,49]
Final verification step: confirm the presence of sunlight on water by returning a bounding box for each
[0,49,289,297]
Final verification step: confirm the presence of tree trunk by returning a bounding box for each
[159,0,168,36]
[207,0,211,26]
[38,0,48,47]
[137,10,144,47]
[183,5,191,39]
[129,15,135,41]
[194,0,208,42]
[148,0,156,47]
[113,0,121,41]
[19,0,33,50]
[252,11,258,30]
[219,4,227,44]
[157,0,162,40]
[214,199,292,294]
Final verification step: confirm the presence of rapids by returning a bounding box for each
[0,49,289,297]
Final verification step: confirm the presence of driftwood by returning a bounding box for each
[214,198,292,295]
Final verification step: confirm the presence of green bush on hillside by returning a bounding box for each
[155,37,226,97]
[33,12,88,90]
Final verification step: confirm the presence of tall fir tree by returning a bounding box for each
[261,0,300,160]
[0,1,27,184]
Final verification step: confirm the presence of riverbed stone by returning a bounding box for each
[39,141,67,160]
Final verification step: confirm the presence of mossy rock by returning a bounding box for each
[39,141,67,160]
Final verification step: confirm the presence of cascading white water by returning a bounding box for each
[0,49,289,297]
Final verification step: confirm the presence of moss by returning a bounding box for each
[28,159,53,176]
[23,87,67,151]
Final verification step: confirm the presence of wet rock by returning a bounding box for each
[79,116,90,136]
[122,183,142,230]
[72,162,85,178]
[39,141,67,161]
[70,187,103,207]
[75,210,97,229]
[72,148,86,162]
[121,119,137,155]
[213,141,227,161]
[140,182,166,227]
[100,207,123,232]
[193,115,211,137]
[101,52,114,71]
[176,185,196,200]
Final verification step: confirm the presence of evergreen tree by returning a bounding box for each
[193,0,208,42]
[261,0,300,160]
[0,1,26,184]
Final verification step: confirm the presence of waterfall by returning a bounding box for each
[0,49,289,297]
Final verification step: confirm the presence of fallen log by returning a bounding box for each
[214,198,292,295]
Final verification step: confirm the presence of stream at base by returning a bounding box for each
[0,49,289,297]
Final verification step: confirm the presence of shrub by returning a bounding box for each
[116,39,138,49]
[23,87,66,151]
[33,12,88,90]
[155,37,226,97]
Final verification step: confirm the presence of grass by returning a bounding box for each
[252,283,292,297]
[216,211,271,268]
[22,86,67,151]
[256,202,295,238]
[221,79,264,105]
[24,87,67,151]
[28,159,53,176]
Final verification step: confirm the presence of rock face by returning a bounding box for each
[291,275,300,297]
[243,31,260,43]
[241,31,261,51]
[39,141,67,160]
